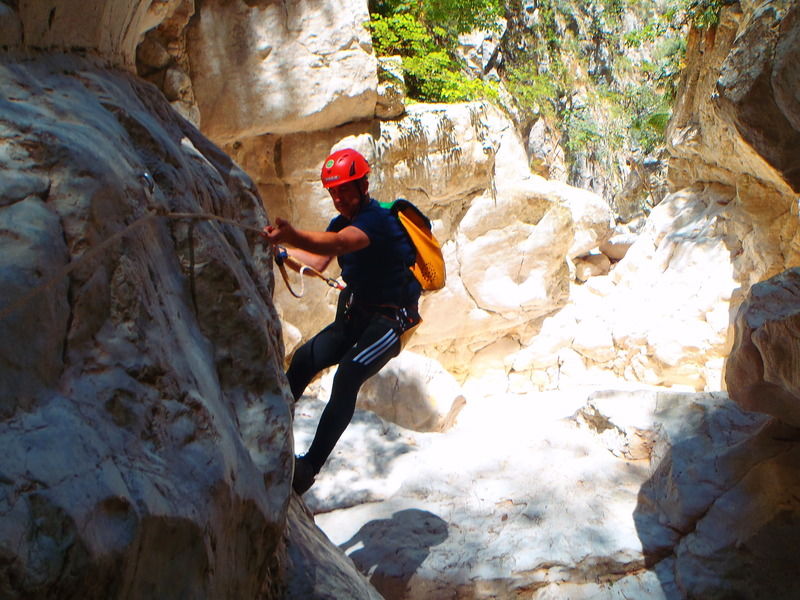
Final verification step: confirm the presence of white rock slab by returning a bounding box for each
[187,0,377,142]
[302,386,779,599]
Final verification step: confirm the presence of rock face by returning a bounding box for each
[507,185,743,393]
[725,268,800,426]
[715,2,800,192]
[505,0,800,394]
[219,0,798,399]
[667,2,800,272]
[4,1,159,69]
[4,0,800,598]
[0,54,292,598]
[185,0,378,142]
[283,497,384,600]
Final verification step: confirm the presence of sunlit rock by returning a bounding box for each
[243,101,611,377]
[185,0,378,142]
[307,387,795,599]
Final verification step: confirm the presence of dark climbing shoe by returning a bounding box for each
[292,456,316,495]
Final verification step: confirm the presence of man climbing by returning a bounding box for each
[262,148,422,495]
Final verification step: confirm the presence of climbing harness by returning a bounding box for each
[0,173,341,322]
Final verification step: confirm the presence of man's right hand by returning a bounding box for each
[262,217,296,245]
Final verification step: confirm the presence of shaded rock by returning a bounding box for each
[715,3,800,192]
[635,400,800,599]
[10,1,159,68]
[599,229,637,261]
[672,431,800,599]
[136,36,172,72]
[725,267,800,426]
[574,252,611,282]
[667,2,799,273]
[0,3,22,48]
[284,496,383,600]
[613,154,668,223]
[162,65,192,102]
[376,80,406,120]
[0,53,293,598]
[376,56,406,120]
[457,22,504,79]
[526,117,567,181]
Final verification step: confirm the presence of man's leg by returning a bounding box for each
[287,321,353,495]
[303,315,402,474]
[285,321,349,401]
[286,288,354,401]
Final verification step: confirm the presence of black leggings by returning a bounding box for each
[286,293,405,473]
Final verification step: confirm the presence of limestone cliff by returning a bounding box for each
[0,51,293,597]
[668,0,800,280]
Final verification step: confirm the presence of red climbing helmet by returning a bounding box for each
[320,148,371,189]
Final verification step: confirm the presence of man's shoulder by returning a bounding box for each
[327,214,348,232]
[361,198,390,216]
[353,199,392,227]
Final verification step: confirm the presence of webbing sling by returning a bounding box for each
[274,250,344,298]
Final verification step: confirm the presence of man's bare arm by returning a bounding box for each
[263,218,369,272]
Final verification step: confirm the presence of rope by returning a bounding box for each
[0,207,341,322]
[275,253,344,298]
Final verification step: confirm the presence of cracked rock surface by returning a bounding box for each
[0,53,293,598]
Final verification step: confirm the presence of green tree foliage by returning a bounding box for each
[684,0,729,29]
[371,0,503,40]
[503,0,705,159]
[369,0,502,102]
[369,0,727,166]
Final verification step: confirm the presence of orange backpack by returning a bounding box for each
[380,199,446,291]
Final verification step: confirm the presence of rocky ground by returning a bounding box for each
[295,370,799,599]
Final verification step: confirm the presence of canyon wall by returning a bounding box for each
[1,0,799,598]
[0,0,379,597]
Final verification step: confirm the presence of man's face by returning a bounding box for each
[328,179,367,219]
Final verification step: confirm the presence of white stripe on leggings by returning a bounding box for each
[352,330,398,365]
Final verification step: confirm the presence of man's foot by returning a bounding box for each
[292,456,316,495]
